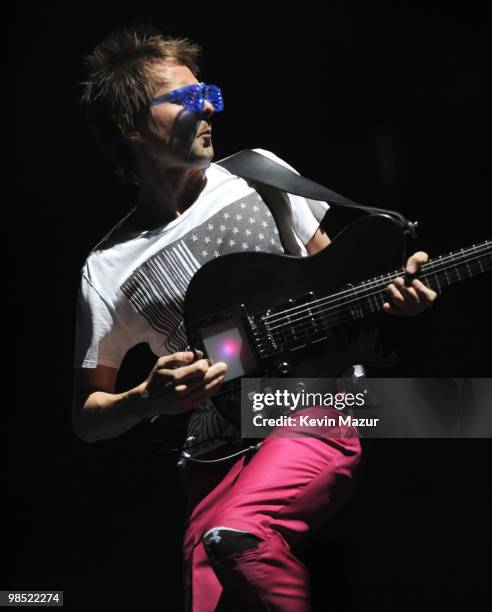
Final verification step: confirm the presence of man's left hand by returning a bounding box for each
[383,251,438,316]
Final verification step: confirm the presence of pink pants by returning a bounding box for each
[178,408,363,611]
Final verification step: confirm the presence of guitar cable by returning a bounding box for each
[145,415,263,463]
[179,442,263,464]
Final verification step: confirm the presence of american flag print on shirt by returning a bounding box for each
[120,191,284,356]
[120,191,285,456]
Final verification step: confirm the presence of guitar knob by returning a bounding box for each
[278,361,291,375]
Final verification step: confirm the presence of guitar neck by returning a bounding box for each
[418,241,492,293]
[256,240,491,355]
[351,240,492,318]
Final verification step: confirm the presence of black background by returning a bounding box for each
[11,2,491,610]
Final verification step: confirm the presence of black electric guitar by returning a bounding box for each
[183,214,491,428]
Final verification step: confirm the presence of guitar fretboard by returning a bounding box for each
[350,240,491,319]
[258,240,491,353]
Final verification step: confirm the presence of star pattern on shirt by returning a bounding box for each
[179,191,284,264]
[121,179,298,460]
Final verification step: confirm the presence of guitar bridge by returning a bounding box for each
[252,291,331,357]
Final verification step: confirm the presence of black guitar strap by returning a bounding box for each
[244,181,306,256]
[216,149,418,255]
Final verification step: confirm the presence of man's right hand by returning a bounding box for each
[135,350,227,416]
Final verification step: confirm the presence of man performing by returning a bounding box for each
[72,26,437,611]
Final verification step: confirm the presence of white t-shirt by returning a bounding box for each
[73,148,329,455]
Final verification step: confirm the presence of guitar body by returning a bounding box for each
[184,214,407,427]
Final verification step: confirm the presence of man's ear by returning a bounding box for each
[118,122,145,144]
[117,111,149,144]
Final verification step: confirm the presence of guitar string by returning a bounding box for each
[257,252,491,347]
[262,241,491,324]
[263,250,492,342]
[262,245,491,331]
[257,257,485,351]
[264,252,491,339]
[262,250,491,333]
[260,274,489,353]
[254,264,488,354]
[257,305,382,352]
[254,252,492,351]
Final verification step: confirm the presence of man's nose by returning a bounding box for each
[202,99,215,117]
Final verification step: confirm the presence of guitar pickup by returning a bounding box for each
[257,291,331,353]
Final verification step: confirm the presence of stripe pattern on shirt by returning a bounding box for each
[120,191,284,455]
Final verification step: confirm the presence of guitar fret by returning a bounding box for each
[369,291,377,313]
[313,310,330,333]
[356,286,363,319]
[346,241,492,324]
[379,290,385,309]
[364,285,385,315]
[348,290,361,320]
[361,282,373,314]
[252,241,492,360]
[424,273,434,292]
[357,296,364,319]
[473,260,484,275]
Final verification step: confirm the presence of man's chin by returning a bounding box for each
[188,144,214,166]
[160,143,214,169]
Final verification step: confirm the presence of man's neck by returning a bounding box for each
[131,163,208,231]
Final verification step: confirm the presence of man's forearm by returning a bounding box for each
[73,385,149,443]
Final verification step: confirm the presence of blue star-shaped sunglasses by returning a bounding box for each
[151,82,224,113]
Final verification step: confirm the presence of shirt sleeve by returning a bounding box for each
[72,271,132,369]
[251,148,330,245]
